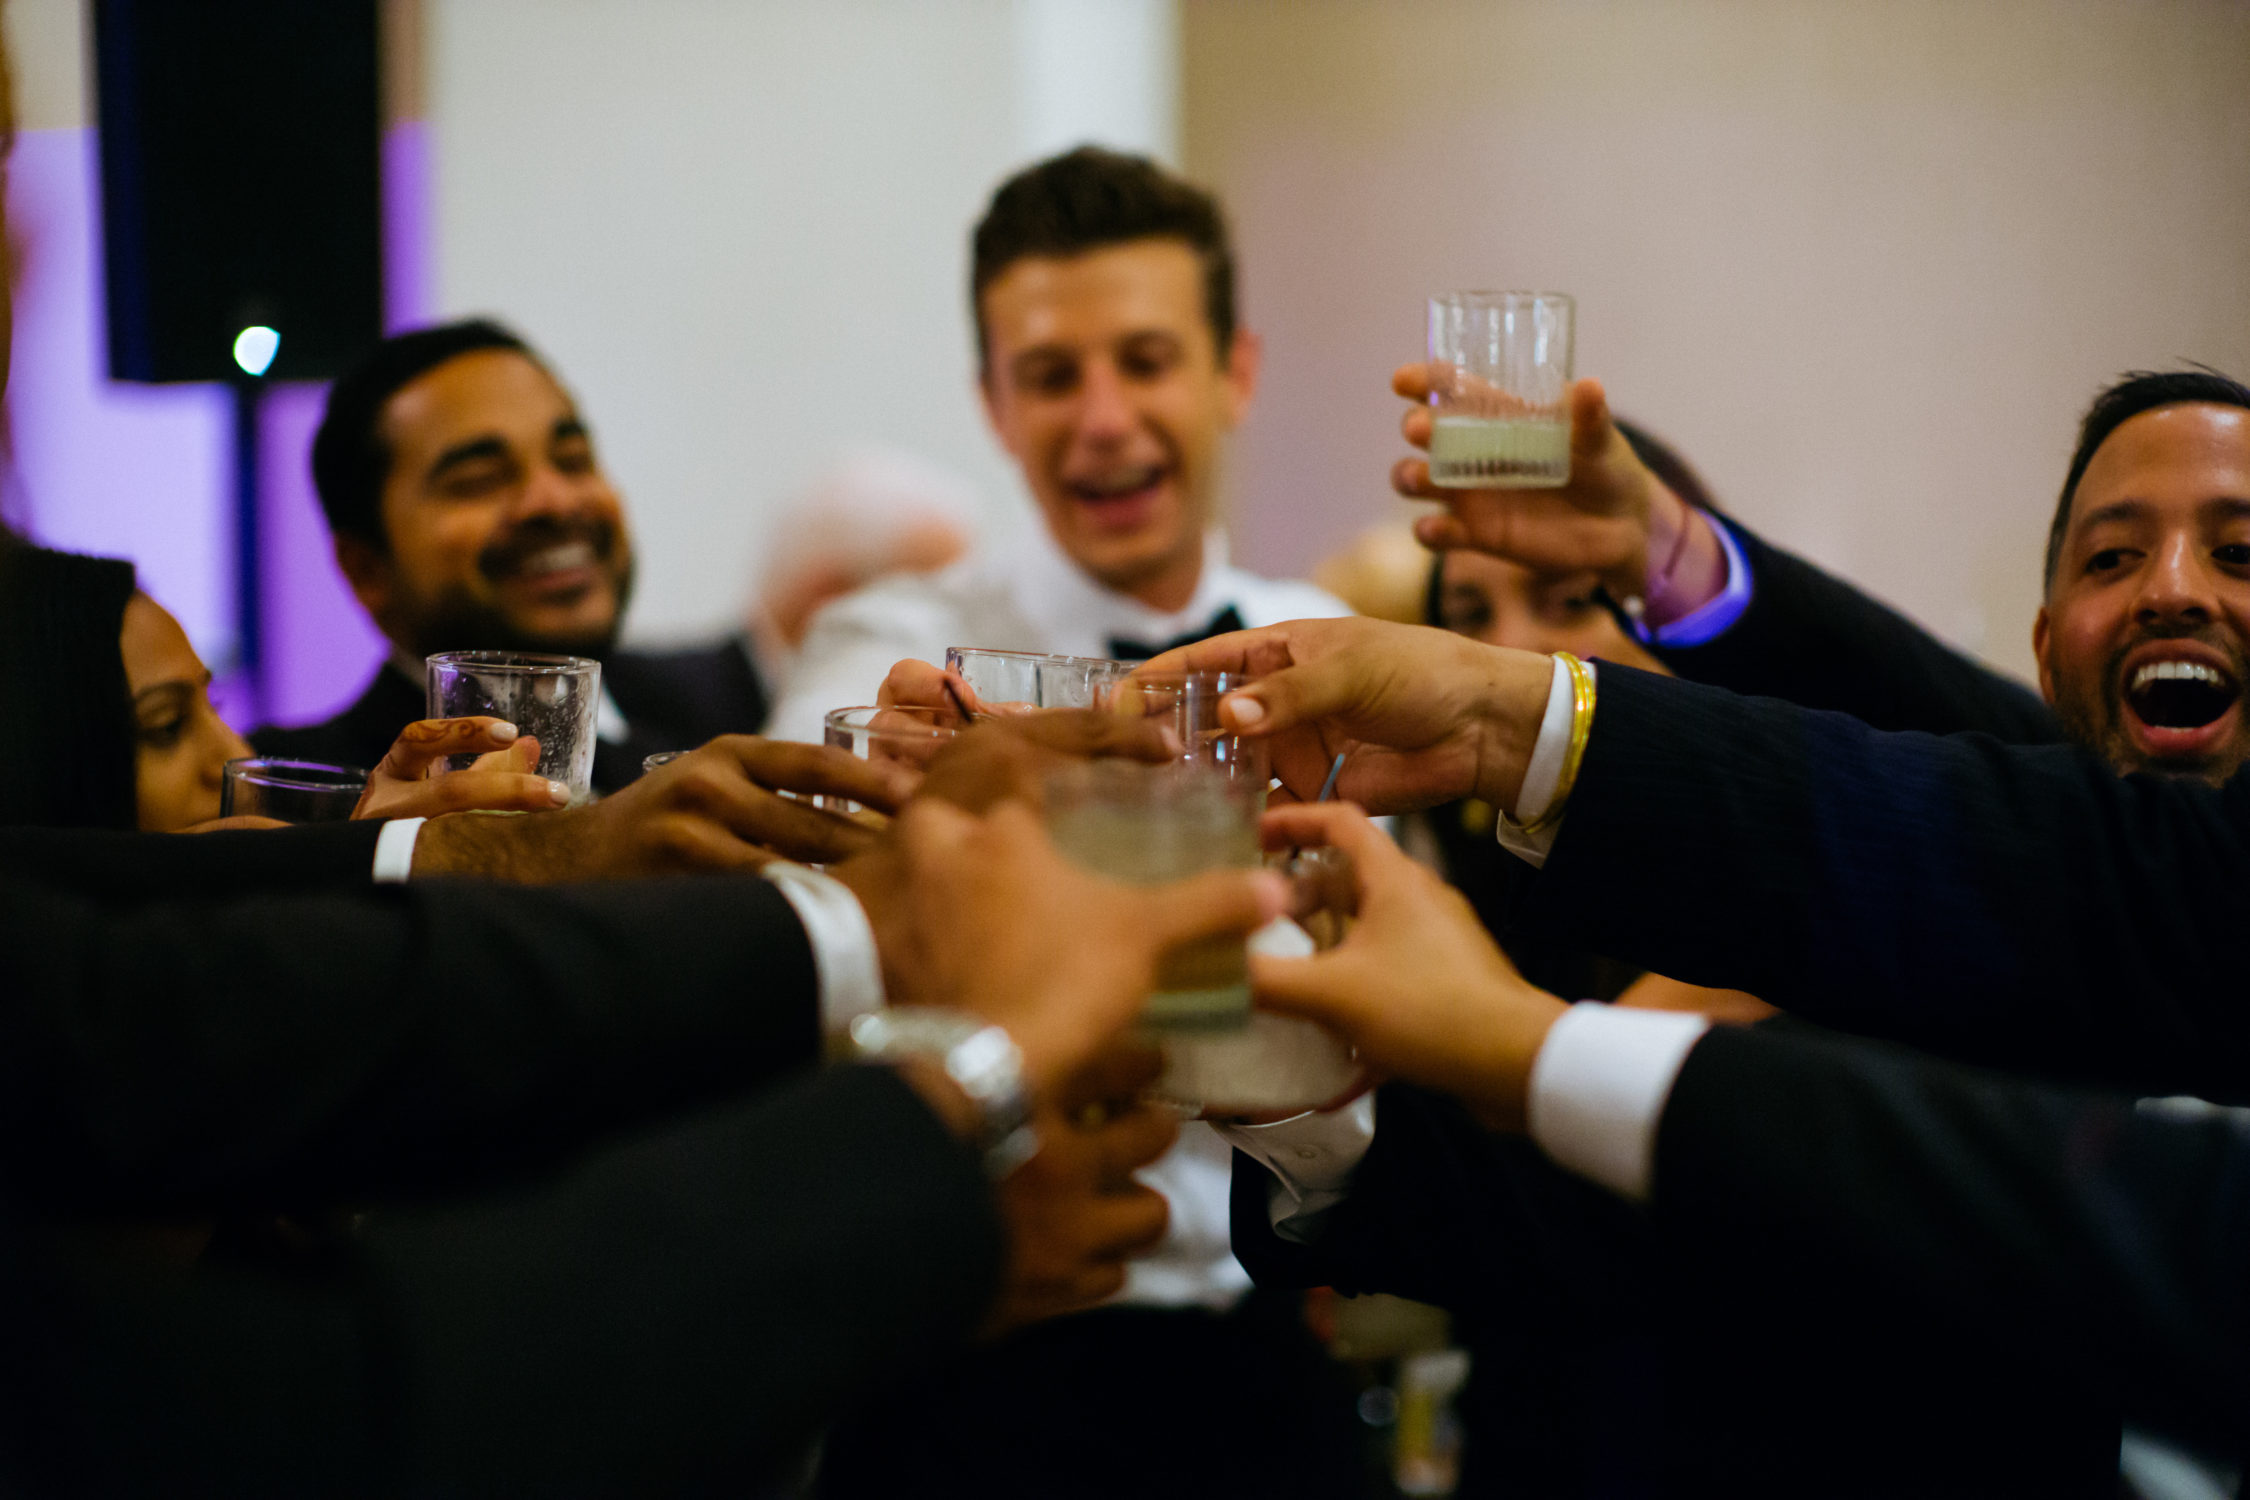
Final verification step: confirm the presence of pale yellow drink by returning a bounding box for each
[1045,764,1261,1031]
[1427,414,1571,488]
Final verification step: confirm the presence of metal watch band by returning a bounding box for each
[848,1010,1038,1178]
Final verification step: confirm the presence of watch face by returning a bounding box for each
[850,1009,980,1058]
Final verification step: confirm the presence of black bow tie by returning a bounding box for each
[1107,605,1245,664]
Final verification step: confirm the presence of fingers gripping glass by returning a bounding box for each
[425,651,601,804]
[822,705,959,814]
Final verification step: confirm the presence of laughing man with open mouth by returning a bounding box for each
[2037,371,2250,784]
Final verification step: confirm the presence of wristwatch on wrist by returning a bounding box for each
[847,1009,1039,1179]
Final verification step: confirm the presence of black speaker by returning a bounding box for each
[94,0,383,384]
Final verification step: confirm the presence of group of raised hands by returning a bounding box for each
[245,365,1674,1328]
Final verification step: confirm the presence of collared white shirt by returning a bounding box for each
[768,521,1351,1309]
[767,523,1349,745]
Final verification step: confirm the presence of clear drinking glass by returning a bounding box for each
[425,651,601,804]
[220,757,367,823]
[943,647,1133,716]
[1153,843,1362,1112]
[1101,670,1270,787]
[1426,291,1575,488]
[821,705,959,813]
[1045,758,1263,1032]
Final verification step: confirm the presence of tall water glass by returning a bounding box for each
[426,651,602,804]
[1426,291,1575,488]
[944,647,1132,715]
[220,758,366,823]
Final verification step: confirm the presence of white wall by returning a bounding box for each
[429,0,1181,644]
[1184,0,2250,679]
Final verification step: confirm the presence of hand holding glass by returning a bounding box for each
[426,651,600,804]
[822,705,958,815]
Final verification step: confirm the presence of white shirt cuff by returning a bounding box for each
[1527,1002,1709,1203]
[371,818,426,884]
[1214,1092,1377,1244]
[1495,656,1590,869]
[759,861,887,1031]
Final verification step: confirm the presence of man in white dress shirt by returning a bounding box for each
[804,150,1372,1500]
[768,146,1348,743]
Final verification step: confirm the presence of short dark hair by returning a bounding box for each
[2043,367,2250,593]
[310,318,538,550]
[970,146,1237,372]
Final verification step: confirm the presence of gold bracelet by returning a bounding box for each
[1516,651,1595,837]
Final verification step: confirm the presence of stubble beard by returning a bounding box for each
[2047,643,2250,787]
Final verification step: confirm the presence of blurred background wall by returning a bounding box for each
[1186,0,2250,676]
[5,0,2246,710]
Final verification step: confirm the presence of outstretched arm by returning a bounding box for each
[1390,363,2062,741]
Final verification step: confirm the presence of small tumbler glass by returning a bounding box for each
[1426,291,1575,488]
[1102,670,1270,787]
[944,647,1133,716]
[822,705,959,814]
[1045,758,1263,1032]
[220,758,367,823]
[426,651,601,804]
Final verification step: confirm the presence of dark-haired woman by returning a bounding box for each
[0,542,568,833]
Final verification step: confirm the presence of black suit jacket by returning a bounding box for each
[1231,1067,2124,1498]
[253,638,770,794]
[1517,664,2250,1100]
[0,854,822,1211]
[13,1063,999,1494]
[1641,517,2065,742]
[0,851,1002,1490]
[0,819,386,901]
[1654,1022,2250,1461]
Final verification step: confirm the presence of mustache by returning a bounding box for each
[475,518,621,582]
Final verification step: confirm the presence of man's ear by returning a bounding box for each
[2031,604,2057,705]
[1220,328,1262,428]
[334,533,394,622]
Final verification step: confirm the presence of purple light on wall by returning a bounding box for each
[3,129,231,654]
[253,119,435,728]
[5,120,430,731]
[257,381,388,726]
[384,120,433,334]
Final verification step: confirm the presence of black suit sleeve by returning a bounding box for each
[1229,1077,2127,1494]
[1519,665,2250,1097]
[20,1065,1003,1494]
[1643,518,2065,741]
[1655,1023,2250,1454]
[0,822,384,900]
[0,870,822,1210]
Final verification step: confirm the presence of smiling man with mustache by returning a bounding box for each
[255,320,771,790]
